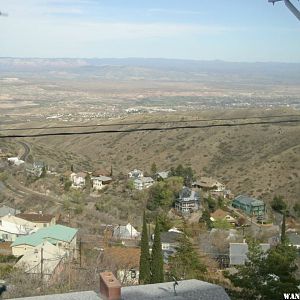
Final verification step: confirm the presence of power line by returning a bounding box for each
[0,118,299,139]
[1,114,299,132]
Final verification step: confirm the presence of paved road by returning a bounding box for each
[18,141,30,161]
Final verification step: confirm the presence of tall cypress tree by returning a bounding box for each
[281,211,286,243]
[139,212,150,284]
[150,219,164,283]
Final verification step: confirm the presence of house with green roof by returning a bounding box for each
[232,195,265,216]
[11,224,78,258]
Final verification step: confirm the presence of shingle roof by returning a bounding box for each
[121,279,230,300]
[11,225,78,247]
[16,213,54,223]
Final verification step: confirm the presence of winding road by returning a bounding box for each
[18,141,30,161]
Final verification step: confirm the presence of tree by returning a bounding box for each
[206,195,217,213]
[200,210,213,229]
[169,234,206,280]
[213,219,232,230]
[293,203,300,217]
[170,164,194,187]
[40,166,47,178]
[150,219,164,283]
[281,212,286,243]
[225,240,300,300]
[271,195,287,212]
[150,163,157,176]
[139,212,151,284]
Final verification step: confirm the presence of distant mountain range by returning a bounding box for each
[0,57,300,83]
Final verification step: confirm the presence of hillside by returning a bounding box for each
[15,108,300,209]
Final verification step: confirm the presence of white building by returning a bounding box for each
[91,176,112,191]
[128,169,143,179]
[70,172,87,188]
[15,241,66,282]
[7,157,25,166]
[0,214,36,241]
[134,177,154,190]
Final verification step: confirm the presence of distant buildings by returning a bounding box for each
[26,161,45,177]
[133,177,154,190]
[91,175,112,190]
[232,195,265,216]
[155,171,170,181]
[192,177,225,192]
[70,172,87,189]
[175,187,200,214]
[128,169,143,179]
[7,157,24,166]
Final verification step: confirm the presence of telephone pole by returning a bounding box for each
[40,247,44,281]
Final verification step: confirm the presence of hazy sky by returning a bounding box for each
[0,0,300,62]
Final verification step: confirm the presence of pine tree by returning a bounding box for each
[139,212,150,284]
[150,219,164,283]
[169,234,206,280]
[225,240,300,300]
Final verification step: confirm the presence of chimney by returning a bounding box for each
[100,272,121,300]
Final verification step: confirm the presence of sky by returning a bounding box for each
[0,0,300,62]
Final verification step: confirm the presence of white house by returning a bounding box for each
[113,223,140,240]
[70,172,87,188]
[128,169,143,179]
[7,157,25,166]
[134,177,154,190]
[14,241,66,282]
[0,214,36,241]
[91,176,112,191]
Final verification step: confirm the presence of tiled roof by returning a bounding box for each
[16,213,54,223]
[11,225,78,247]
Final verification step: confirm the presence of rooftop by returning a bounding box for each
[287,232,300,245]
[16,213,54,223]
[11,291,101,300]
[121,279,230,300]
[0,205,20,218]
[9,279,231,300]
[160,231,183,244]
[234,195,264,206]
[11,225,78,247]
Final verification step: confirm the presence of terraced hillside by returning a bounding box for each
[9,108,299,209]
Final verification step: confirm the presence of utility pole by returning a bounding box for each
[79,238,82,268]
[68,249,71,291]
[40,247,44,281]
